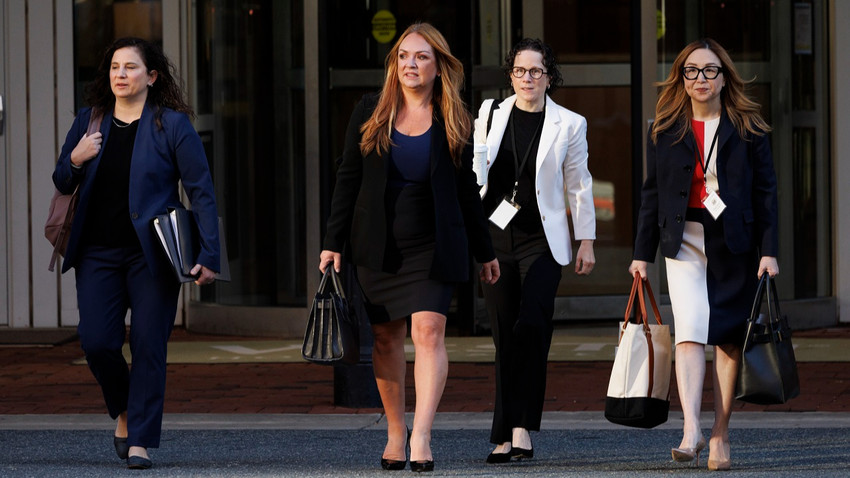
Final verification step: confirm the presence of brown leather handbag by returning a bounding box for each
[45,110,102,271]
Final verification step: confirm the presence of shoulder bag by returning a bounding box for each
[45,110,102,271]
[604,273,672,428]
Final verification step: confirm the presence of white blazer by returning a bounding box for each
[473,95,596,265]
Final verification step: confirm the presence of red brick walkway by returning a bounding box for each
[1,327,849,415]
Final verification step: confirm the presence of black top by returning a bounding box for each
[482,106,544,233]
[81,118,141,248]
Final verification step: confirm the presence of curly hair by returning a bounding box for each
[84,37,193,129]
[652,38,771,144]
[359,22,472,167]
[503,38,563,91]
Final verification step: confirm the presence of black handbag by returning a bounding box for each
[301,267,360,365]
[735,274,800,404]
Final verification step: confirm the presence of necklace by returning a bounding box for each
[112,117,134,128]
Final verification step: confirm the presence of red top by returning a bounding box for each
[688,119,708,209]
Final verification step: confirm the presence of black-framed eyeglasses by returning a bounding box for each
[511,67,547,79]
[682,66,723,80]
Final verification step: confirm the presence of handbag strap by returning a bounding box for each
[318,267,347,300]
[624,273,663,328]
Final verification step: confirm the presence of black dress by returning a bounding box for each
[357,126,454,323]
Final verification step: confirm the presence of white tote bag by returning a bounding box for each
[604,274,672,428]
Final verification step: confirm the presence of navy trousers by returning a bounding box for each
[482,225,562,444]
[75,245,180,448]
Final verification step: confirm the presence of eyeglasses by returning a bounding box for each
[682,66,723,80]
[511,67,547,79]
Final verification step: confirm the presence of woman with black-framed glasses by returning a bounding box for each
[630,38,778,471]
[472,38,596,464]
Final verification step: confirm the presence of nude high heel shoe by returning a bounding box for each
[671,436,706,466]
[707,440,731,471]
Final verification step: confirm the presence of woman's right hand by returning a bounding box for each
[628,260,648,280]
[70,132,103,167]
[319,250,341,274]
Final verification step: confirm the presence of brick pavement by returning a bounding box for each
[1,327,849,415]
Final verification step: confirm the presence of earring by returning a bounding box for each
[147,83,153,87]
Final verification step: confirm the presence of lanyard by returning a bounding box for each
[697,126,720,177]
[508,104,545,201]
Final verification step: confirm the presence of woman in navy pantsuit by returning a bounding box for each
[629,39,778,471]
[52,37,220,469]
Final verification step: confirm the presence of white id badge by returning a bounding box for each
[703,189,726,219]
[489,197,521,230]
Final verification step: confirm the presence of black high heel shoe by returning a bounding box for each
[381,427,410,471]
[409,460,434,472]
[113,436,129,460]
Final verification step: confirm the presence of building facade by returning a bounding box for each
[2,0,848,336]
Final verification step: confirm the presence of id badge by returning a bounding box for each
[489,196,521,230]
[703,189,726,219]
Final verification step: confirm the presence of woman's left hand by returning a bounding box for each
[574,240,595,275]
[191,264,216,285]
[758,256,779,278]
[480,259,501,285]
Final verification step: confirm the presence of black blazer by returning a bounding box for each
[633,111,778,262]
[323,93,495,282]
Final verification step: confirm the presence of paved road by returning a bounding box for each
[3,412,850,477]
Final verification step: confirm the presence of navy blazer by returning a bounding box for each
[53,104,220,277]
[323,93,495,282]
[633,111,778,262]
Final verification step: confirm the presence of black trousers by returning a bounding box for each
[482,225,562,444]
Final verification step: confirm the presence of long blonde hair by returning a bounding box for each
[651,38,771,144]
[359,22,471,167]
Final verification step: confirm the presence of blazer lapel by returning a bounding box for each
[485,96,515,170]
[535,95,560,175]
[430,115,447,175]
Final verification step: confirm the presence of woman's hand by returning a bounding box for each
[479,259,500,285]
[574,240,595,275]
[190,264,216,286]
[70,132,103,167]
[319,250,341,273]
[628,260,648,280]
[758,256,779,278]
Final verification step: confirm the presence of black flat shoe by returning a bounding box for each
[113,437,129,459]
[486,450,512,464]
[511,446,534,459]
[127,455,152,469]
[410,460,434,472]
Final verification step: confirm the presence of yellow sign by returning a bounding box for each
[372,10,396,44]
[656,9,666,40]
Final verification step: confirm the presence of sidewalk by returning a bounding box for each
[1,325,849,415]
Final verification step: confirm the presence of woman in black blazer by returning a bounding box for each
[320,23,499,472]
[629,39,778,471]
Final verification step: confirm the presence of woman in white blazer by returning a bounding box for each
[473,38,596,464]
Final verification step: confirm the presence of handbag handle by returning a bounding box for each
[624,273,663,328]
[318,267,346,300]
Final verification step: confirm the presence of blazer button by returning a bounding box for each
[675,214,683,223]
[684,165,692,172]
[131,212,139,220]
[680,190,687,198]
